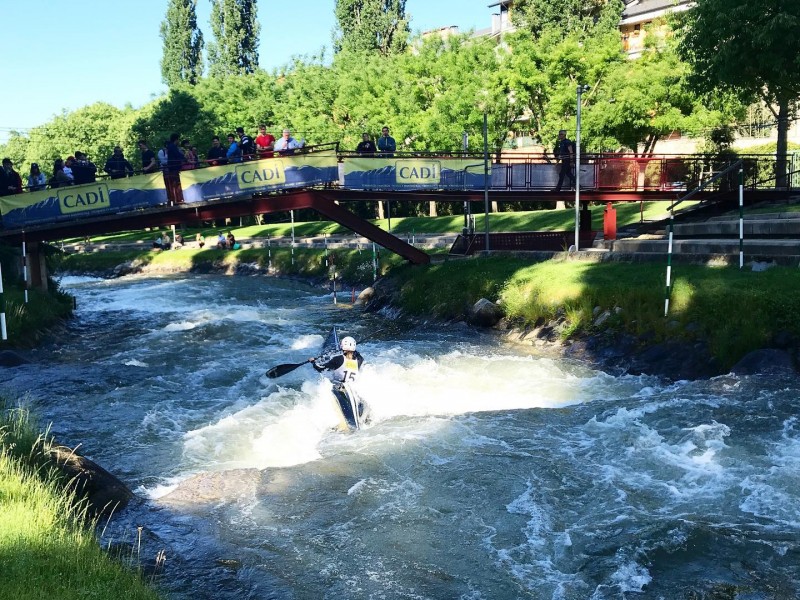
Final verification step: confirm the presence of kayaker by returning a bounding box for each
[309,336,368,427]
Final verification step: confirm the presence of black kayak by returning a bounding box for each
[321,327,365,431]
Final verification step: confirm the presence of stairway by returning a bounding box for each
[606,205,800,264]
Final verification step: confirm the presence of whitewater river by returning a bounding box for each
[2,274,799,599]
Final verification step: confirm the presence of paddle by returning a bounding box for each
[266,358,314,379]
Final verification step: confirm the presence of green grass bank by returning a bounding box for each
[56,242,799,372]
[0,404,162,600]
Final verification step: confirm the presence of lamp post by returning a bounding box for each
[575,84,590,251]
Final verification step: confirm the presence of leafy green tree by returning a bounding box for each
[20,104,132,177]
[333,0,409,56]
[160,0,204,86]
[677,0,800,187]
[511,0,624,37]
[208,0,260,77]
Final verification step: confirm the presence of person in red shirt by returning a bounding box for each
[255,124,276,159]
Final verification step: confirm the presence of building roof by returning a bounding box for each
[622,0,691,20]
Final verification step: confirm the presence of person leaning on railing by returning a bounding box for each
[27,163,47,190]
[274,129,304,156]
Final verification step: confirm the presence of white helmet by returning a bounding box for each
[340,336,356,352]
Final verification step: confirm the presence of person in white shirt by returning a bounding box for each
[273,129,304,156]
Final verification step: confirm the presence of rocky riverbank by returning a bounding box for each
[361,274,800,381]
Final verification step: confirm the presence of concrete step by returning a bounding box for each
[707,212,800,222]
[607,238,800,257]
[672,220,800,237]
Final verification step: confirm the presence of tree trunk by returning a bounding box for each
[428,200,437,217]
[377,200,385,220]
[776,99,789,189]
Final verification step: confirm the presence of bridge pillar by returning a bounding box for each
[24,241,49,292]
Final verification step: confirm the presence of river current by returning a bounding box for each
[2,274,799,599]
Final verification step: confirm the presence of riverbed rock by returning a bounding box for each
[0,350,29,367]
[627,340,720,381]
[50,445,134,516]
[468,298,504,328]
[355,287,375,305]
[730,349,796,376]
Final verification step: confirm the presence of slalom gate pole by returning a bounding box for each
[267,234,272,270]
[332,265,337,305]
[664,207,675,317]
[739,167,744,269]
[0,263,7,340]
[372,243,377,282]
[290,210,295,265]
[325,233,329,268]
[21,238,28,304]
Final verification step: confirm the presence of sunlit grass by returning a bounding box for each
[60,202,693,245]
[0,404,162,600]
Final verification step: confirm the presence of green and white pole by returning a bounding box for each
[267,234,272,270]
[739,167,744,269]
[324,233,329,268]
[21,239,29,304]
[0,263,7,340]
[290,210,295,266]
[664,208,675,317]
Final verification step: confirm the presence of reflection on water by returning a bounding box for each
[0,274,797,599]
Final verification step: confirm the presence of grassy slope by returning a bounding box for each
[0,406,162,600]
[64,202,684,244]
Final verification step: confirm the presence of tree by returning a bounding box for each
[208,0,260,77]
[511,0,624,38]
[334,0,409,56]
[677,0,800,187]
[160,0,204,86]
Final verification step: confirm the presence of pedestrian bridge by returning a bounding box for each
[0,144,793,289]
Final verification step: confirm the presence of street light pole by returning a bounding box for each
[575,84,590,250]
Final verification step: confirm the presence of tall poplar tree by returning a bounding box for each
[334,0,409,56]
[207,0,261,77]
[160,0,204,86]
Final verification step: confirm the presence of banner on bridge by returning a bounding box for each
[0,172,168,229]
[181,150,339,203]
[342,157,486,190]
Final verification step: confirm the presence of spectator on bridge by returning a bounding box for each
[255,124,276,159]
[1,158,23,195]
[138,140,158,174]
[274,129,304,156]
[236,127,255,160]
[207,136,227,166]
[157,141,168,170]
[103,146,134,179]
[553,129,575,192]
[182,139,198,170]
[72,152,97,184]
[356,133,377,154]
[377,126,396,157]
[49,159,72,189]
[166,134,184,173]
[63,156,75,182]
[226,133,242,163]
[27,163,47,191]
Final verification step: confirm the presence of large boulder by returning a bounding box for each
[730,349,796,376]
[50,446,134,516]
[468,298,504,328]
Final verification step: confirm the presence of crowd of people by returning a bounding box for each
[1,123,404,197]
[152,230,238,251]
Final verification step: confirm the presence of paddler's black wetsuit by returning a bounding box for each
[312,351,368,427]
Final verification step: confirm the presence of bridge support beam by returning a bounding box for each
[24,241,49,292]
